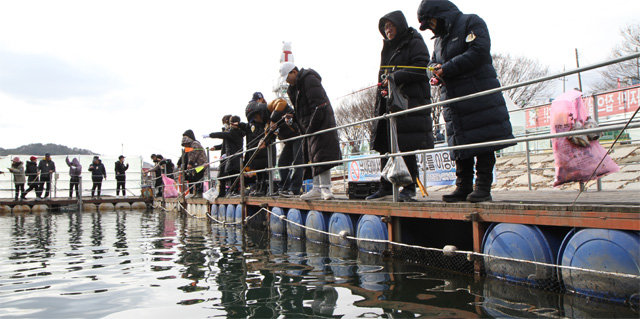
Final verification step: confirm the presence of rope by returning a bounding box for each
[248,206,640,280]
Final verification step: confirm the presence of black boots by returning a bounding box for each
[443,152,495,203]
[443,157,474,202]
[466,152,495,203]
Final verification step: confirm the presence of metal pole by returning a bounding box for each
[575,48,583,92]
[389,117,399,202]
[267,145,274,196]
[525,130,532,191]
[206,148,211,193]
[78,177,83,209]
[592,95,602,191]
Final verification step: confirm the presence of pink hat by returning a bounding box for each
[12,157,20,162]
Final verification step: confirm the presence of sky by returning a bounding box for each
[1,0,638,161]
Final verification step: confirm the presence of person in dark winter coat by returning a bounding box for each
[206,115,245,197]
[418,0,515,202]
[65,156,82,198]
[281,63,342,200]
[367,10,434,202]
[269,98,304,196]
[88,156,106,197]
[8,157,26,201]
[115,155,129,197]
[37,154,56,198]
[182,129,208,197]
[23,156,42,199]
[243,92,272,196]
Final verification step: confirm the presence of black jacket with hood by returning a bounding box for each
[286,68,342,176]
[244,100,270,170]
[372,10,434,154]
[89,160,107,181]
[418,0,514,160]
[25,161,39,183]
[209,125,245,175]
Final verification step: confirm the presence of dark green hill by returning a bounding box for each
[0,143,96,156]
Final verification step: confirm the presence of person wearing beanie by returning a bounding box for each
[181,129,207,197]
[37,153,56,198]
[8,157,26,201]
[417,0,514,202]
[366,10,434,202]
[88,155,106,198]
[281,62,342,200]
[114,155,129,197]
[23,156,42,199]
[65,156,82,198]
[243,92,272,196]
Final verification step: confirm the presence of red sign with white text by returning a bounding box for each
[525,85,640,129]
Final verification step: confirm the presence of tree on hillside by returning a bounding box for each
[492,53,553,107]
[592,24,640,92]
[334,87,376,154]
[0,143,96,156]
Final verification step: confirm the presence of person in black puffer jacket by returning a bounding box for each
[244,92,273,196]
[268,98,304,196]
[88,156,106,198]
[23,156,42,199]
[207,115,246,197]
[418,0,515,202]
[281,63,342,200]
[367,10,434,202]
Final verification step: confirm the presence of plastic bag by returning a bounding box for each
[387,75,409,112]
[162,174,179,198]
[550,90,619,187]
[381,118,413,186]
[203,184,218,203]
[382,155,413,186]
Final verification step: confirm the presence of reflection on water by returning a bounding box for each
[0,211,636,318]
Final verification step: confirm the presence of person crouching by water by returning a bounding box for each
[8,157,26,201]
[417,0,514,202]
[115,155,129,197]
[88,156,106,198]
[367,10,434,202]
[23,156,42,199]
[65,156,82,198]
[182,129,208,198]
[280,62,342,200]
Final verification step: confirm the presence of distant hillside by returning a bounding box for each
[0,143,96,156]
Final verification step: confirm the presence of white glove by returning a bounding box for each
[202,134,209,139]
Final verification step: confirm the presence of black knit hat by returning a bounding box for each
[183,129,196,140]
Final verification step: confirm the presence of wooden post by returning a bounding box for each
[471,219,487,277]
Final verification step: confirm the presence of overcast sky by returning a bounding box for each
[1,0,638,160]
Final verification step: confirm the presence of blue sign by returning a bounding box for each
[347,155,381,182]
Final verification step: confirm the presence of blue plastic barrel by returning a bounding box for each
[328,213,356,248]
[269,207,286,236]
[482,223,562,285]
[558,229,640,304]
[234,204,243,223]
[218,204,226,222]
[210,204,218,220]
[305,210,330,243]
[226,204,236,223]
[355,215,388,254]
[286,209,306,239]
[302,179,313,193]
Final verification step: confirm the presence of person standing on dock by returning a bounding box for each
[268,98,304,197]
[181,129,207,198]
[367,10,434,202]
[23,156,42,199]
[65,156,82,198]
[8,157,26,201]
[243,92,271,197]
[37,153,56,199]
[89,156,106,198]
[280,62,342,200]
[205,115,245,197]
[417,0,514,202]
[115,155,129,197]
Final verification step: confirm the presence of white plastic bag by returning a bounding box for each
[381,118,413,186]
[203,185,218,202]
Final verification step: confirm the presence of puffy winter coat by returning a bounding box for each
[25,161,38,183]
[372,10,434,154]
[181,136,208,168]
[37,159,56,179]
[244,101,269,170]
[209,126,245,175]
[270,105,300,141]
[8,162,25,184]
[115,161,129,180]
[419,0,514,160]
[66,157,82,177]
[89,161,106,181]
[287,68,342,176]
